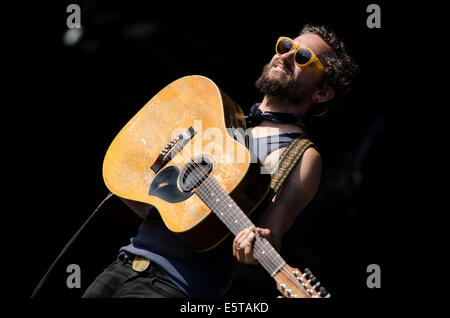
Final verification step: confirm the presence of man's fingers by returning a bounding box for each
[238,230,253,261]
[255,227,270,237]
[243,239,254,264]
[234,227,250,260]
[233,227,248,254]
[236,227,254,248]
[233,226,259,264]
[239,227,255,245]
[241,228,257,264]
[233,226,273,264]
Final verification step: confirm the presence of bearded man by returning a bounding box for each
[82,24,358,298]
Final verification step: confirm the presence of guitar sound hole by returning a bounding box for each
[178,156,213,192]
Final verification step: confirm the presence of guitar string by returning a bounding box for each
[167,141,253,235]
[177,161,312,296]
[178,154,286,274]
[190,161,317,297]
[172,163,285,280]
[199,176,286,274]
[167,150,286,278]
[199,176,283,274]
[168,140,314,297]
[164,146,247,237]
[160,138,314,297]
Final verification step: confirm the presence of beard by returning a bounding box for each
[255,60,312,104]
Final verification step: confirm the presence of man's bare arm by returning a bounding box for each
[233,147,322,264]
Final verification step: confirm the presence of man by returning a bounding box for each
[83,24,358,298]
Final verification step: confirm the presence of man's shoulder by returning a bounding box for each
[290,144,322,183]
[303,145,321,161]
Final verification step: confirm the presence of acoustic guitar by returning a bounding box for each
[103,75,330,298]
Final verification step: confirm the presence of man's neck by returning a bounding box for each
[258,95,310,115]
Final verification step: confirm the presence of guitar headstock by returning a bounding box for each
[274,264,330,298]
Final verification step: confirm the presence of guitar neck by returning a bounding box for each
[196,176,286,277]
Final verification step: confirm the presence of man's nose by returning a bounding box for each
[279,50,295,69]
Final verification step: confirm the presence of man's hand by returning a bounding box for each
[233,226,273,265]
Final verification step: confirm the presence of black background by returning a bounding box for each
[10,0,418,306]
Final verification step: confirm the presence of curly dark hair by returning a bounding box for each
[300,24,359,117]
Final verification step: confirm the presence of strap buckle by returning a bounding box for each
[132,255,150,272]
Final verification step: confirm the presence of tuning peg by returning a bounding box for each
[308,276,318,285]
[318,286,331,298]
[303,268,313,280]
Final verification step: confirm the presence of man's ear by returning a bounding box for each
[314,85,335,104]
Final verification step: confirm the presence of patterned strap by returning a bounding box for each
[269,135,315,195]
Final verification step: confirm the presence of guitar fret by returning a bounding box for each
[196,176,286,276]
[270,262,286,277]
[197,184,239,234]
[254,238,286,275]
[197,177,252,234]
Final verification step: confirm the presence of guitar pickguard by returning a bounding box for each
[149,166,193,203]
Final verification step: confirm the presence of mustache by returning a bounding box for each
[270,60,293,76]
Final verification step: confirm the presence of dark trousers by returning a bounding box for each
[82,254,187,298]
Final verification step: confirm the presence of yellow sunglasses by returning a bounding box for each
[275,37,326,73]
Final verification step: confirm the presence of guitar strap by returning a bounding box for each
[267,134,316,200]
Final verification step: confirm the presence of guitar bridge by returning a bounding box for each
[151,126,196,173]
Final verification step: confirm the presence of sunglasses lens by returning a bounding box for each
[295,49,312,65]
[276,39,293,54]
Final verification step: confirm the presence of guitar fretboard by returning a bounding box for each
[196,176,286,276]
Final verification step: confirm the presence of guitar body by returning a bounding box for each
[103,75,271,251]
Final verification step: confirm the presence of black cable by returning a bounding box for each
[30,192,114,298]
